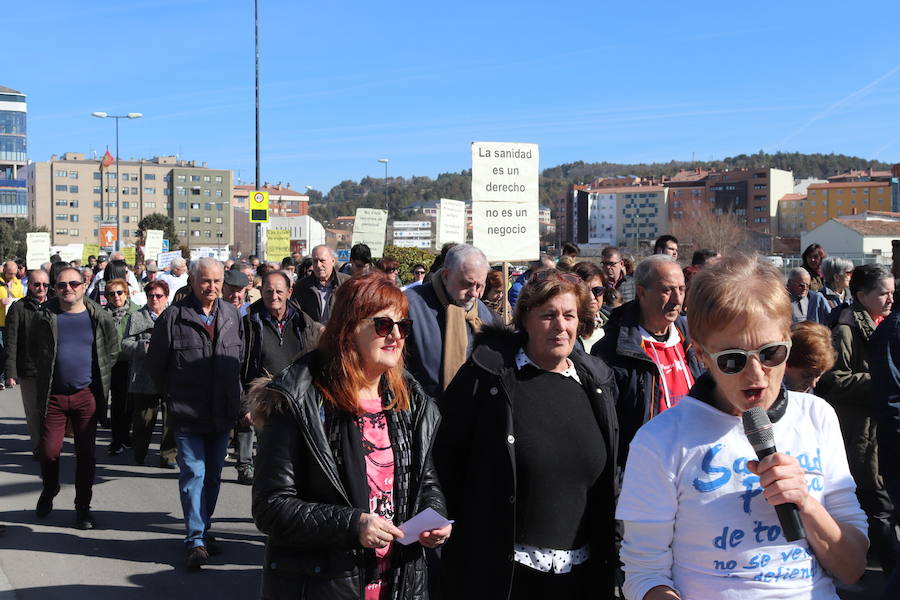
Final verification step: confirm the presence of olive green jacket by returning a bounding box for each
[30,297,119,418]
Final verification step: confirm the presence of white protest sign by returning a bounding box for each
[351,208,388,258]
[471,201,540,262]
[26,232,51,269]
[437,199,466,247]
[471,141,540,262]
[157,250,183,269]
[471,141,539,203]
[144,230,164,263]
[51,244,84,264]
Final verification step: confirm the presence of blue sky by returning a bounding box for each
[9,1,900,193]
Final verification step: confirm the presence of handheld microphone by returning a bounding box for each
[742,407,807,542]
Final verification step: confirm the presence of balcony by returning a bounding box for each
[0,179,26,188]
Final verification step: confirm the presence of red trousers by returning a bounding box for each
[39,387,98,509]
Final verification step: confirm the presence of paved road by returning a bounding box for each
[0,386,264,599]
[0,386,889,599]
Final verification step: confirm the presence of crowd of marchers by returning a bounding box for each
[1,234,898,600]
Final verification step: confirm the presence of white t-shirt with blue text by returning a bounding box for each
[617,392,866,600]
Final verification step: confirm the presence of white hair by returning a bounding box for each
[311,244,337,260]
[170,257,186,269]
[444,244,488,273]
[634,254,678,289]
[190,257,223,277]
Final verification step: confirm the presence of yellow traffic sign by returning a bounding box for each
[249,191,269,223]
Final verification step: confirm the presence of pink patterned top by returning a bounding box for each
[357,397,395,600]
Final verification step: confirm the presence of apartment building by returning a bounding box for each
[779,181,894,234]
[24,152,232,248]
[0,85,27,221]
[570,184,668,248]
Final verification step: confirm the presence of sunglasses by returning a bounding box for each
[147,293,167,299]
[531,269,582,285]
[591,285,607,297]
[106,289,126,297]
[30,282,50,288]
[371,316,413,339]
[383,267,398,273]
[55,280,82,290]
[601,260,622,267]
[413,270,426,275]
[707,341,792,375]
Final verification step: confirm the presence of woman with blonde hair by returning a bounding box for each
[250,273,450,599]
[618,255,867,600]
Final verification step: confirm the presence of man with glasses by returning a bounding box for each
[591,254,703,468]
[786,267,829,324]
[30,267,119,530]
[402,263,428,291]
[5,270,51,456]
[599,246,635,303]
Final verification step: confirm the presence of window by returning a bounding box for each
[122,230,130,238]
[144,187,155,194]
[122,187,129,195]
[203,216,211,223]
[191,188,200,195]
[55,170,67,177]
[190,203,200,210]
[203,189,211,196]
[203,175,210,182]
[216,231,224,238]
[204,230,212,238]
[93,172,101,180]
[177,175,186,182]
[106,201,116,207]
[177,187,187,196]
[851,188,857,194]
[107,186,117,194]
[68,185,78,193]
[55,228,68,236]
[69,200,79,208]
[177,216,186,224]
[123,216,131,223]
[122,202,131,209]
[55,184,67,192]
[177,230,187,237]
[163,175,171,182]
[55,199,68,207]
[94,215,101,221]
[204,203,212,211]
[215,190,223,197]
[215,175,223,183]
[191,230,201,237]
[93,201,101,208]
[144,201,156,208]
[215,217,223,224]
[93,186,101,194]
[163,189,171,196]
[190,175,200,182]
[178,202,187,210]
[56,213,68,221]
[69,229,79,236]
[144,173,156,180]
[190,216,201,223]
[107,172,116,180]
[131,187,138,194]
[70,214,79,222]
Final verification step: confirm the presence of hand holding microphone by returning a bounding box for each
[742,407,808,542]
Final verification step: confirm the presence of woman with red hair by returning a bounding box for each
[250,273,451,600]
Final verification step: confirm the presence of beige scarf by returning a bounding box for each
[432,269,483,389]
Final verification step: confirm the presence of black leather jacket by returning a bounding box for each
[251,351,446,600]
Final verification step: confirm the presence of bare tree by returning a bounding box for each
[672,210,749,257]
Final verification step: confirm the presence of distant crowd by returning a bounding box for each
[2,234,898,599]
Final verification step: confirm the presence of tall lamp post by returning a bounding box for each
[91,111,142,251]
[377,158,389,214]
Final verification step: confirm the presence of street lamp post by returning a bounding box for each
[377,158,389,215]
[91,111,142,251]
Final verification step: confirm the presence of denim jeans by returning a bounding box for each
[174,431,230,548]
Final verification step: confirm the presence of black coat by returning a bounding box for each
[241,298,321,388]
[433,327,620,600]
[4,295,44,380]
[291,271,351,323]
[146,295,244,434]
[251,352,446,600]
[590,300,704,469]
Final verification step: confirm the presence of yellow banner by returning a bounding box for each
[122,247,137,265]
[266,229,291,262]
[82,244,100,264]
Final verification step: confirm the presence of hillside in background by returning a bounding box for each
[309,151,893,223]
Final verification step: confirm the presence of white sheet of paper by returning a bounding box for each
[396,508,452,546]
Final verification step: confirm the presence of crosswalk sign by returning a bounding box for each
[249,191,269,223]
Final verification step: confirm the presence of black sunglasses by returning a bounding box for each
[591,285,607,297]
[31,282,50,288]
[55,280,82,290]
[371,317,413,339]
[413,270,425,275]
[106,289,126,297]
[708,341,792,375]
